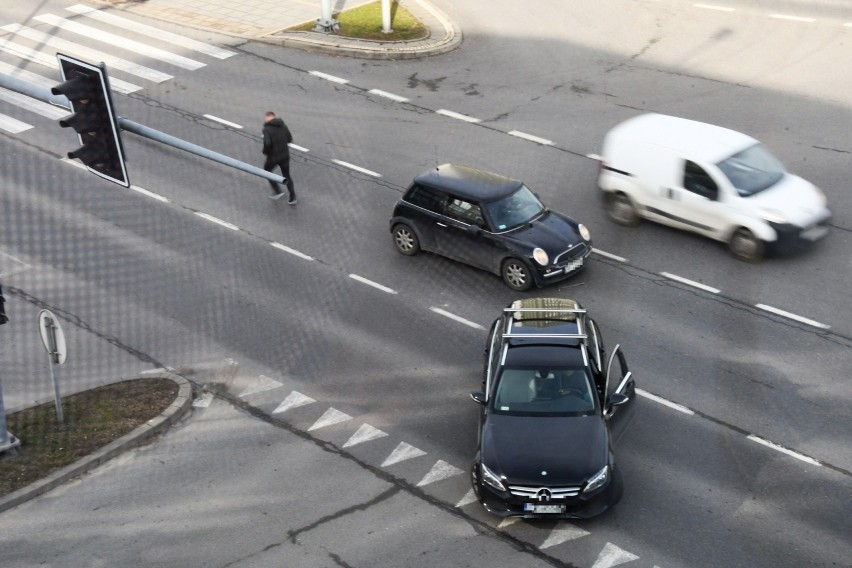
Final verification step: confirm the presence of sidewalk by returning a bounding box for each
[92,0,461,59]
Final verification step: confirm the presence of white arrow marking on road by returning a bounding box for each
[272,391,315,414]
[540,522,590,549]
[238,375,283,397]
[417,460,464,487]
[381,442,426,467]
[590,542,640,568]
[308,408,353,431]
[343,423,388,448]
[498,517,521,528]
[455,489,477,508]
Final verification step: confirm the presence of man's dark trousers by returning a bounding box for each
[265,158,295,201]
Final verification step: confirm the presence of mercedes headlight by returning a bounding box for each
[481,463,507,492]
[578,223,591,241]
[582,465,609,494]
[760,209,788,224]
[532,247,549,266]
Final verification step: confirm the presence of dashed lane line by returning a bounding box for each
[349,274,397,294]
[747,435,822,467]
[203,114,242,129]
[436,109,481,123]
[270,242,314,261]
[592,248,628,263]
[331,159,381,177]
[636,389,695,415]
[130,185,170,203]
[660,272,720,294]
[309,70,349,84]
[508,130,553,145]
[770,14,816,23]
[194,212,239,231]
[429,307,485,330]
[693,3,735,12]
[368,89,409,102]
[755,303,830,330]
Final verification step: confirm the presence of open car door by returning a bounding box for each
[604,344,636,444]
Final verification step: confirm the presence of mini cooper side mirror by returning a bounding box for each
[470,391,486,405]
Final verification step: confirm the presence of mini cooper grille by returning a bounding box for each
[553,243,588,265]
[509,485,582,499]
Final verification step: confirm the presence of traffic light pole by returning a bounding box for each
[0,72,284,186]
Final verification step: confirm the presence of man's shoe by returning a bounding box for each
[269,192,286,201]
[288,198,298,206]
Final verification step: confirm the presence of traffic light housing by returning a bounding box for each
[52,54,129,187]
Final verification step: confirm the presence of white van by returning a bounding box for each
[597,113,831,261]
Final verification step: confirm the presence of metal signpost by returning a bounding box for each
[0,285,20,454]
[38,309,68,424]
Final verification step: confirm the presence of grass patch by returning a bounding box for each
[290,0,428,41]
[0,378,178,497]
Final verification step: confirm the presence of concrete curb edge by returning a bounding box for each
[0,373,193,514]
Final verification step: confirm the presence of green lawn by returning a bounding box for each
[290,1,428,41]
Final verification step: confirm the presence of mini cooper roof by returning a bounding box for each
[607,113,758,164]
[413,163,523,201]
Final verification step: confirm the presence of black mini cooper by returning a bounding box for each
[470,298,636,519]
[389,164,592,291]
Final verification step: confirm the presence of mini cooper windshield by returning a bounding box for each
[483,185,544,231]
[493,367,596,416]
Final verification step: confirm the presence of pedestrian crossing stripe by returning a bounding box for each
[272,391,315,414]
[308,407,352,431]
[416,460,463,487]
[342,423,388,448]
[0,61,56,89]
[381,442,426,467]
[0,112,32,134]
[0,88,67,120]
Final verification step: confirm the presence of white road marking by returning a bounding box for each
[508,130,553,145]
[288,143,309,152]
[66,4,237,59]
[0,38,142,94]
[755,303,830,329]
[770,14,816,23]
[140,367,174,375]
[661,272,720,294]
[61,158,87,170]
[586,153,603,161]
[416,460,464,487]
[436,109,481,123]
[130,185,170,203]
[331,159,381,177]
[195,212,239,231]
[636,389,695,415]
[0,87,69,119]
[238,375,283,397]
[308,407,353,431]
[592,249,628,263]
[368,89,409,102]
[747,435,822,467]
[309,70,349,84]
[192,392,214,408]
[455,489,478,508]
[0,250,32,279]
[0,112,32,133]
[540,522,590,548]
[429,307,485,330]
[203,114,242,129]
[590,542,640,568]
[381,441,427,467]
[0,61,56,89]
[348,274,397,294]
[694,3,735,12]
[342,423,388,448]
[2,23,173,83]
[272,390,316,414]
[498,517,521,528]
[35,14,206,70]
[270,242,314,261]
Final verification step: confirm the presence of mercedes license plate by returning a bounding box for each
[524,503,564,514]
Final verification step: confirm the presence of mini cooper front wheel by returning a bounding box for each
[392,223,420,256]
[502,258,533,291]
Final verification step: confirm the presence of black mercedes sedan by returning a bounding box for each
[470,298,636,519]
[389,164,592,291]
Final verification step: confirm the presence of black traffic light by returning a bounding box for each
[0,286,8,325]
[51,54,129,187]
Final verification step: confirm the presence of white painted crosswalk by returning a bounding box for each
[0,5,238,133]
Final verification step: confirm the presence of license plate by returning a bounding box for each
[565,258,584,273]
[524,503,564,514]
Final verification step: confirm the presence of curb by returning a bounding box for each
[0,373,194,514]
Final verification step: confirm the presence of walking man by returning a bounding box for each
[262,111,297,204]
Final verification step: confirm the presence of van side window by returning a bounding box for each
[405,184,445,214]
[683,161,718,199]
[445,196,486,227]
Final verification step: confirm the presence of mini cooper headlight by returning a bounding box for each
[481,463,507,492]
[582,465,609,494]
[532,247,549,266]
[578,223,591,241]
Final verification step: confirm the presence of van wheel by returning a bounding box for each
[606,193,640,226]
[502,258,534,291]
[729,228,764,263]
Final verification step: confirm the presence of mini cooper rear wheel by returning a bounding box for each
[729,228,764,263]
[392,223,420,256]
[606,192,641,226]
[502,258,533,291]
